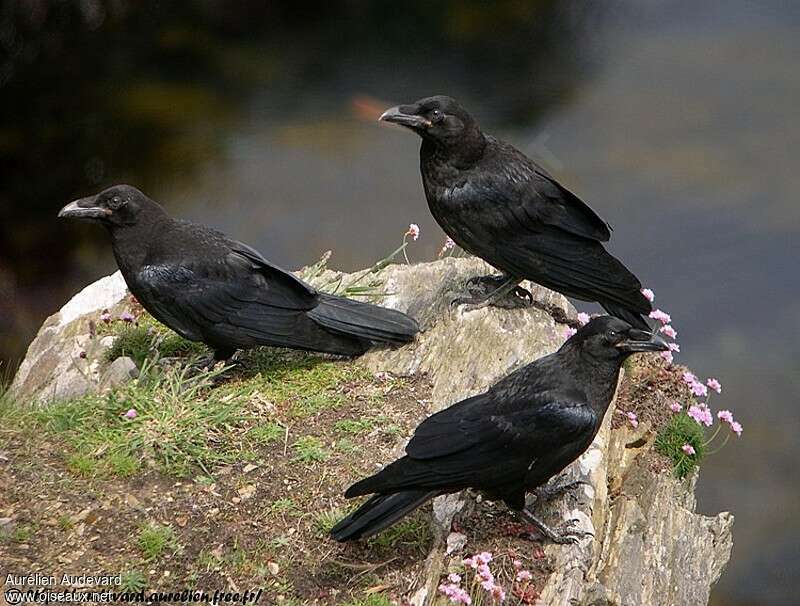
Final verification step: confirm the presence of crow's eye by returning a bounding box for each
[108,196,124,210]
[607,331,617,339]
[430,109,443,121]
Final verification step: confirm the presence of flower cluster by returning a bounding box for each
[439,236,456,257]
[406,223,420,241]
[642,290,680,365]
[440,551,538,605]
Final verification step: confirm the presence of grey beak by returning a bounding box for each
[58,197,110,220]
[379,105,431,129]
[616,329,670,353]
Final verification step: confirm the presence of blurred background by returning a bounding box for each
[0,1,797,602]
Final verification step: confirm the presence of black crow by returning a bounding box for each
[380,96,652,329]
[58,185,418,360]
[331,316,668,543]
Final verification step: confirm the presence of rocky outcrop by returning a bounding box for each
[9,257,733,605]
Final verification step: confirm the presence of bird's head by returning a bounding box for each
[58,184,159,229]
[380,95,483,150]
[564,316,668,362]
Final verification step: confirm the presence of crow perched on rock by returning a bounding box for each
[59,185,418,360]
[380,96,652,329]
[331,316,668,543]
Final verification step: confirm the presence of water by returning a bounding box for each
[1,2,798,602]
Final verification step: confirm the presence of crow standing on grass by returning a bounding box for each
[380,96,652,329]
[59,185,418,361]
[331,317,668,543]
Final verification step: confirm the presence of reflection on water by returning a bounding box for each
[2,1,798,603]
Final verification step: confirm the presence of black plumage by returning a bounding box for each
[331,316,668,542]
[380,96,652,329]
[58,185,418,360]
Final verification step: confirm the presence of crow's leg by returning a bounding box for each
[534,478,590,502]
[518,509,593,545]
[452,275,531,310]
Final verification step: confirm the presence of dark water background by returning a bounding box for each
[1,1,798,603]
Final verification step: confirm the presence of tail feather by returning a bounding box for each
[330,490,435,542]
[308,294,419,345]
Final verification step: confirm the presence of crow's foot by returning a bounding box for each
[534,478,590,502]
[451,275,530,311]
[519,509,593,545]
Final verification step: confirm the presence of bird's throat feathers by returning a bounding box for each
[421,127,487,173]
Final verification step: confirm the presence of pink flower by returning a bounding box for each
[120,311,135,323]
[448,573,462,584]
[668,342,680,352]
[576,312,591,326]
[512,559,522,570]
[689,381,708,398]
[564,327,577,340]
[706,378,722,393]
[463,556,477,569]
[475,551,493,565]
[649,309,671,324]
[681,444,696,456]
[717,410,733,424]
[660,350,674,365]
[439,584,472,605]
[730,421,743,436]
[626,411,639,428]
[100,311,112,323]
[660,325,677,339]
[641,288,655,302]
[670,402,683,413]
[477,564,493,581]
[123,408,138,419]
[682,371,698,385]
[405,223,420,241]
[687,404,713,427]
[516,570,532,582]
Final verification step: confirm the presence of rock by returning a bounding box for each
[9,271,130,405]
[10,257,733,604]
[99,356,139,391]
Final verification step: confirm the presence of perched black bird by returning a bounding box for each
[58,185,418,360]
[380,96,652,329]
[331,316,668,543]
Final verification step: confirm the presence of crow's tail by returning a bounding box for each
[330,490,435,542]
[308,294,419,346]
[600,302,651,331]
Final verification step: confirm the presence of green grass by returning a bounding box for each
[247,421,285,445]
[268,498,300,516]
[314,507,347,535]
[341,593,394,606]
[368,515,431,549]
[104,319,205,366]
[292,436,329,463]
[334,418,376,434]
[57,515,74,532]
[137,522,178,560]
[31,361,248,478]
[119,570,147,592]
[655,412,707,479]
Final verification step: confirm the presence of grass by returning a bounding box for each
[30,360,248,478]
[314,507,347,535]
[120,570,148,592]
[104,318,205,366]
[247,421,286,445]
[292,436,329,463]
[341,594,394,606]
[137,522,179,560]
[655,412,707,478]
[368,515,431,549]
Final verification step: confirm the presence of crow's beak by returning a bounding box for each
[379,105,431,129]
[616,329,670,353]
[58,197,110,220]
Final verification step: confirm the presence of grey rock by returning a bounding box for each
[100,356,139,391]
[10,271,130,405]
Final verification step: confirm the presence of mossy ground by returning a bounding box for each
[0,313,437,604]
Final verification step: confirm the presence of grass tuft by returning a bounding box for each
[137,522,178,560]
[104,320,205,366]
[313,507,347,535]
[120,570,147,592]
[367,514,431,549]
[341,594,394,606]
[292,436,328,463]
[655,413,707,478]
